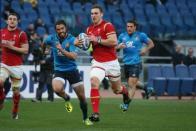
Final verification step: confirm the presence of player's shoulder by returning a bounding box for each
[44,34,56,42]
[119,32,128,38]
[49,34,57,39]
[136,31,147,36]
[103,20,113,27]
[120,32,127,36]
[15,28,27,36]
[67,33,75,39]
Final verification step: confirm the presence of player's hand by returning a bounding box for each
[56,43,63,51]
[0,41,14,49]
[118,43,126,49]
[74,37,83,47]
[140,48,148,56]
[88,35,98,45]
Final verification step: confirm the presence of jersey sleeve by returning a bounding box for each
[140,32,150,44]
[104,22,116,36]
[19,31,28,45]
[69,36,76,52]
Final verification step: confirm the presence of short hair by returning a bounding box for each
[91,4,103,13]
[55,20,67,29]
[7,12,20,20]
[127,20,138,27]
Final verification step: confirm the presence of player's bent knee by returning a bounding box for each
[53,86,63,93]
[90,77,100,88]
[113,90,121,94]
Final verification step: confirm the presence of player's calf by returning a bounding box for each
[0,87,5,110]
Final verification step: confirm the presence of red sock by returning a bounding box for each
[0,87,5,100]
[90,88,100,113]
[119,85,128,95]
[12,94,20,113]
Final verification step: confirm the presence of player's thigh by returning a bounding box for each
[124,64,142,79]
[105,60,121,82]
[90,59,106,83]
[0,66,9,83]
[8,66,23,89]
[66,69,83,88]
[90,67,105,84]
[52,72,66,91]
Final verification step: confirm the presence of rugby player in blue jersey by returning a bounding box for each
[43,20,92,125]
[117,20,154,112]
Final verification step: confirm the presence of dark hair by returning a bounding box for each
[7,12,20,20]
[127,20,138,27]
[91,4,103,13]
[55,20,67,29]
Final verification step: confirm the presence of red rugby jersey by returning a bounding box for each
[0,28,28,66]
[86,20,117,62]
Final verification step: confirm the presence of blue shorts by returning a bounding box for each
[53,69,82,85]
[124,63,142,79]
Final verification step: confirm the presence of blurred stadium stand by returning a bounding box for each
[0,0,195,39]
[1,0,196,98]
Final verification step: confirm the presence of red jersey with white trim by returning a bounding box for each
[0,28,28,66]
[86,20,117,62]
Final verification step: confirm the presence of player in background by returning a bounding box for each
[117,20,154,112]
[75,4,130,122]
[43,20,93,126]
[0,12,29,119]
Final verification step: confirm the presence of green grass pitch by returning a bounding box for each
[0,98,196,131]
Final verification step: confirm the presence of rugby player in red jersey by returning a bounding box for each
[0,12,29,119]
[75,4,130,122]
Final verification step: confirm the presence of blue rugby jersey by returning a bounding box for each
[118,31,150,65]
[43,33,77,71]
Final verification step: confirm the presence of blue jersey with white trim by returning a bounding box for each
[43,33,77,71]
[118,31,150,65]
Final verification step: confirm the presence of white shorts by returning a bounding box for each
[0,63,23,88]
[90,59,121,82]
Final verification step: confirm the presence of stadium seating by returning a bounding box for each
[72,2,83,13]
[147,64,166,97]
[147,64,196,98]
[26,10,38,23]
[175,64,194,96]
[84,2,93,13]
[2,0,196,39]
[0,18,6,28]
[36,26,47,38]
[189,65,196,93]
[161,64,180,96]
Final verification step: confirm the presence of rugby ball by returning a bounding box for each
[78,33,90,51]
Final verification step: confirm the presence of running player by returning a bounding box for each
[75,4,130,122]
[0,12,29,119]
[117,20,154,111]
[43,20,92,125]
